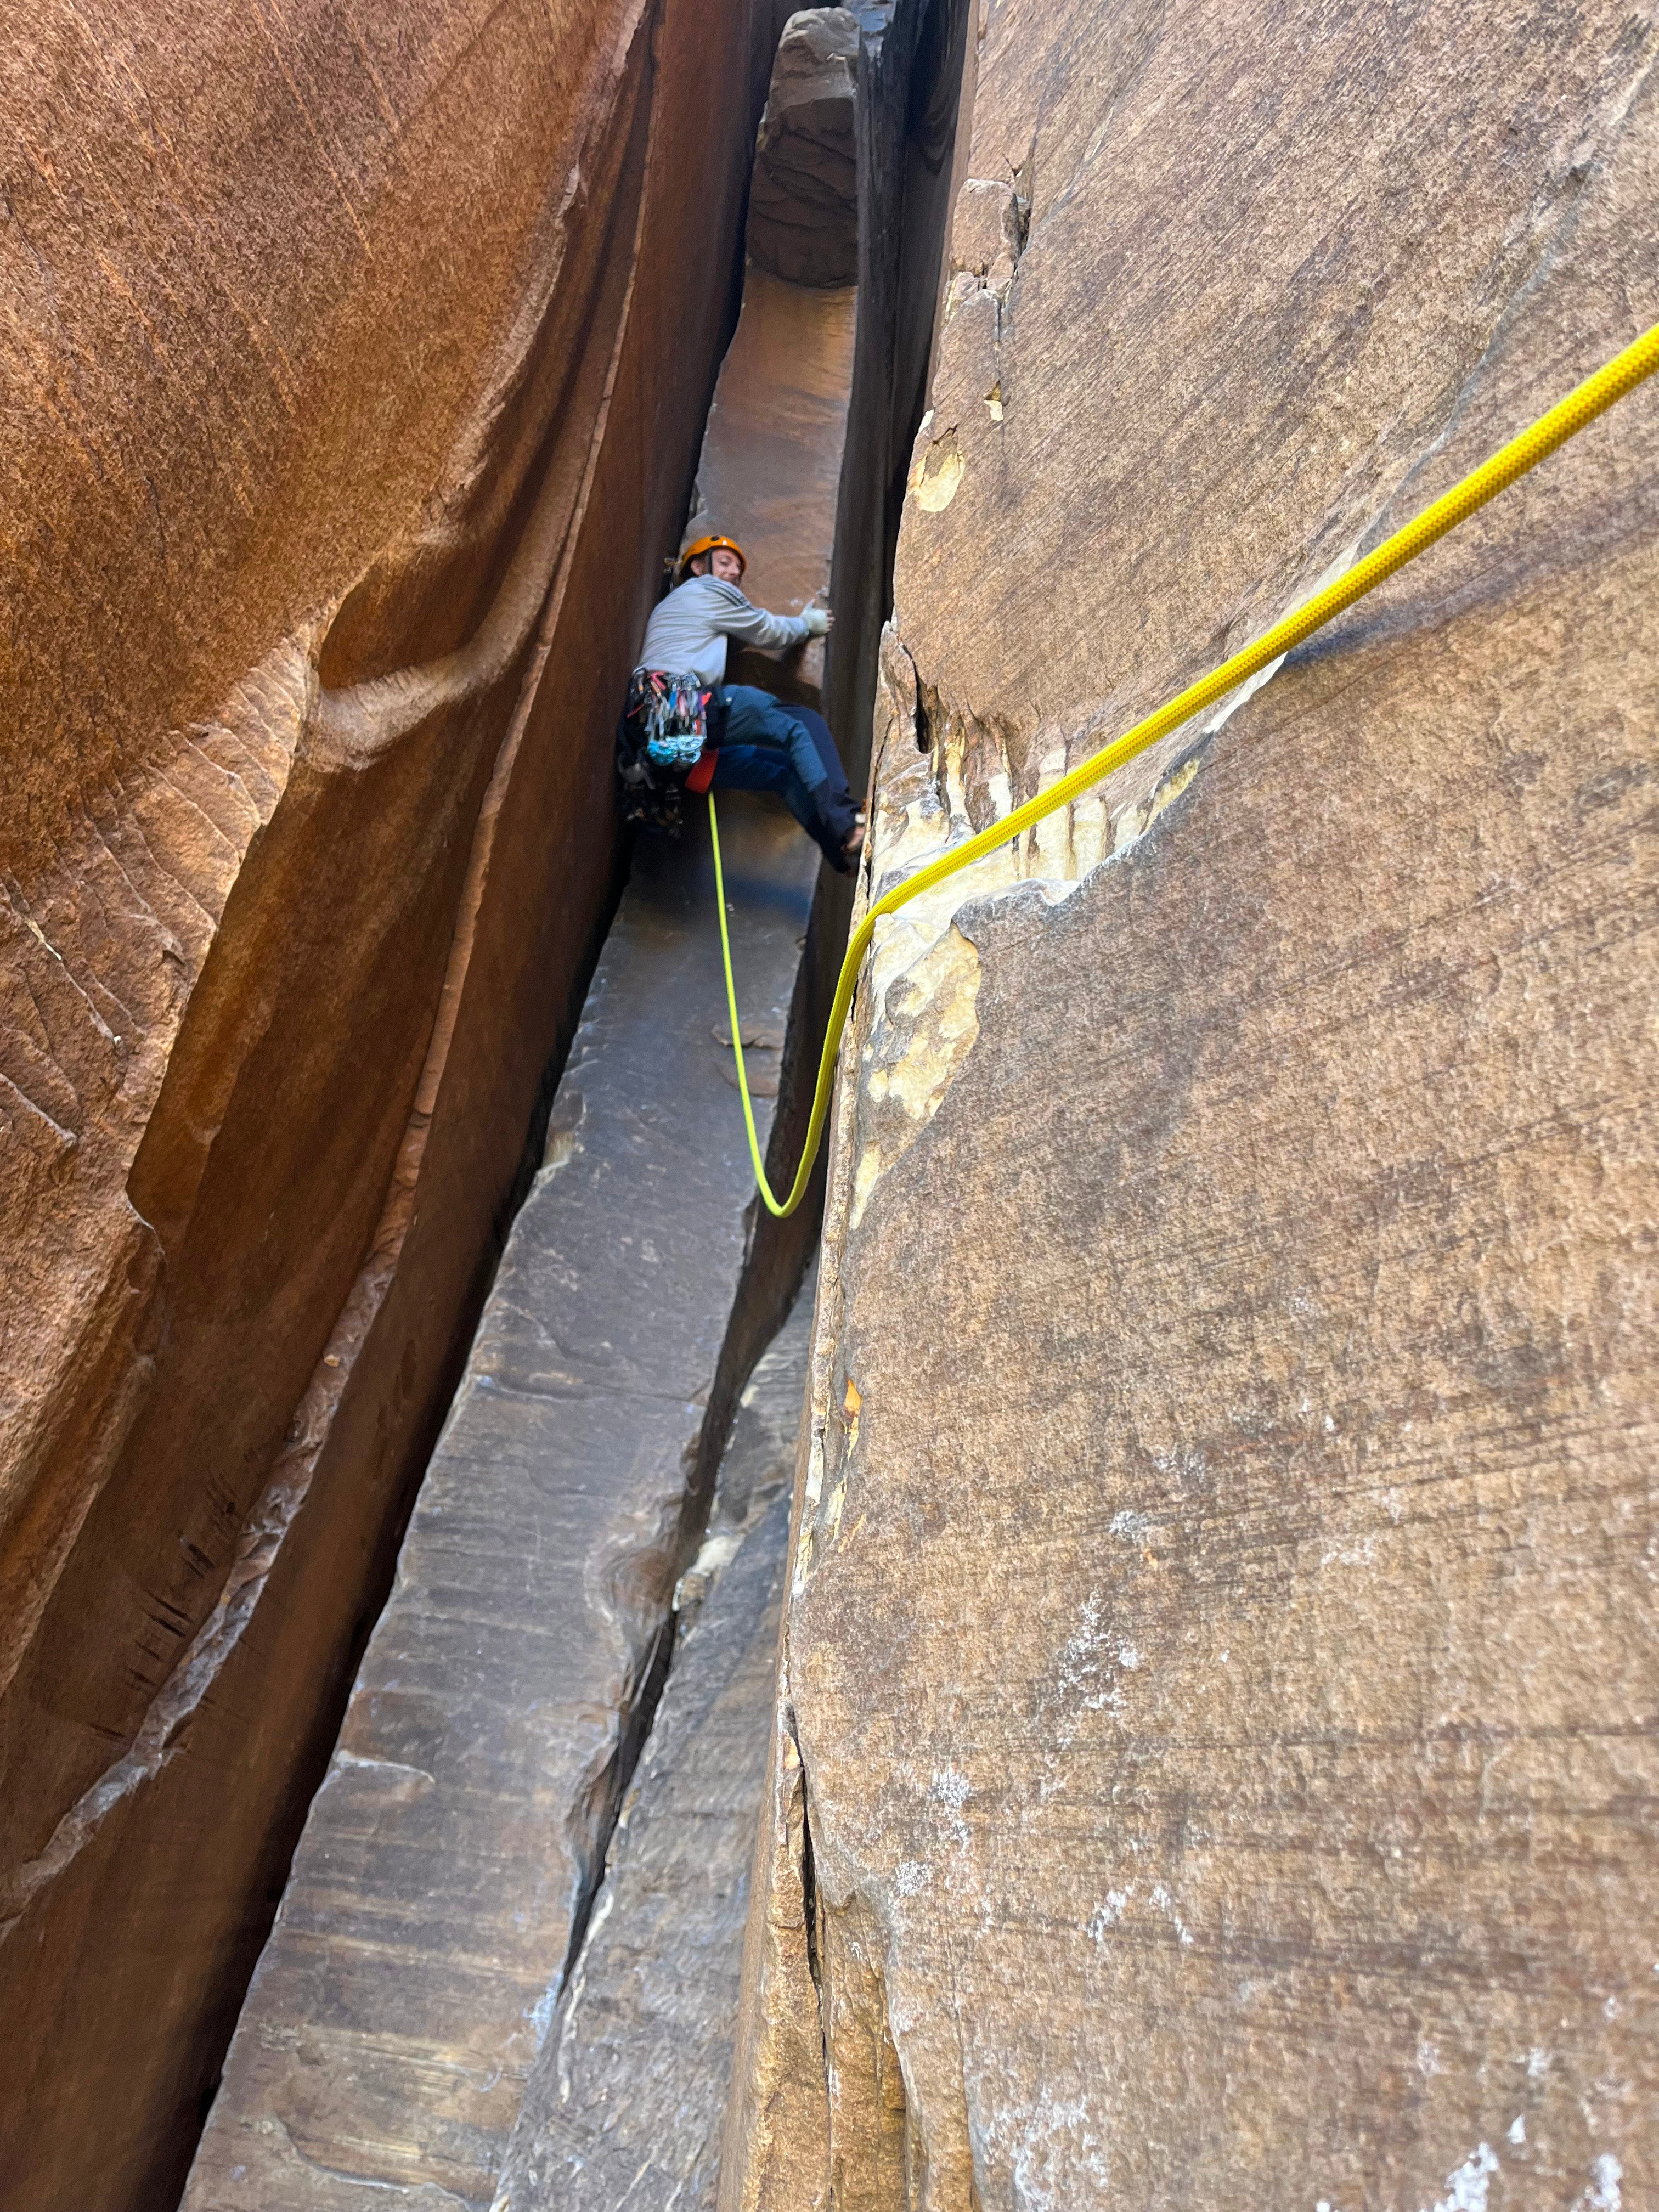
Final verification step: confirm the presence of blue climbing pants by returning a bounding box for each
[710,685,859,869]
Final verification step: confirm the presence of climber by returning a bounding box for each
[618,533,865,870]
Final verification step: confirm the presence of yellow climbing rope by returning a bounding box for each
[711,318,1659,1219]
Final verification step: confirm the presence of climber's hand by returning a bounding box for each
[803,605,833,638]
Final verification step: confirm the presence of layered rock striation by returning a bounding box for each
[747,8,860,290]
[723,2,1659,2207]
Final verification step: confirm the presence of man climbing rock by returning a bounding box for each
[620,533,865,870]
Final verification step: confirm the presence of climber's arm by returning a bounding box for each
[706,579,828,651]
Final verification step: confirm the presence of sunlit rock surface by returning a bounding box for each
[721,2,1659,2206]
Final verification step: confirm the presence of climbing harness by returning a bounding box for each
[616,668,716,834]
[712,317,1659,1220]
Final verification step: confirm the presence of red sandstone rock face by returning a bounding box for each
[723,1,1659,2206]
[0,3,794,2205]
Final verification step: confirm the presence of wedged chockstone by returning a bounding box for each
[182,798,815,2212]
[747,9,860,288]
[492,1291,812,2212]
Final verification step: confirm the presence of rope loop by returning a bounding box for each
[715,319,1659,1219]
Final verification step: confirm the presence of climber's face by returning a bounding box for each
[708,546,744,584]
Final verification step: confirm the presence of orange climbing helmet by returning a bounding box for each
[678,533,747,580]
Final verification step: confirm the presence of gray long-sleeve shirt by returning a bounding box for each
[636,575,810,686]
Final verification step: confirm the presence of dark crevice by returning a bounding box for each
[800,1733,824,1997]
[742,0,974,1333]
[557,1601,678,1990]
[547,1232,816,2013]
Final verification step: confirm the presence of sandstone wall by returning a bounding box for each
[0,3,793,2204]
[182,17,871,2202]
[490,1296,814,2212]
[754,0,973,1339]
[183,793,818,2212]
[724,2,1659,2205]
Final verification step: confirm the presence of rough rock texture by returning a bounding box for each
[181,795,815,2212]
[819,0,968,774]
[752,0,973,1336]
[491,1291,811,2212]
[747,9,861,289]
[723,3,1659,2208]
[0,4,795,2205]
